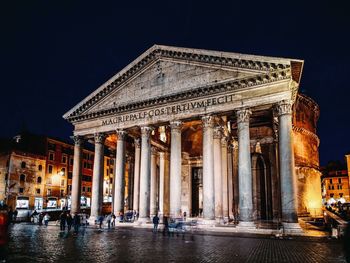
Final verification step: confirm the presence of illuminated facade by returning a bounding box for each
[0,133,116,211]
[64,45,322,230]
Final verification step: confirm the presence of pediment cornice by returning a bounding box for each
[67,67,291,123]
[63,45,303,122]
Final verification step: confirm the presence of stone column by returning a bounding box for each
[159,152,166,217]
[163,152,170,216]
[127,156,134,210]
[113,130,126,215]
[236,109,253,224]
[227,144,234,220]
[71,135,83,215]
[221,136,229,221]
[133,138,141,213]
[202,116,215,220]
[276,101,298,223]
[90,133,106,222]
[213,126,223,221]
[232,139,239,219]
[169,120,182,218]
[139,126,152,222]
[150,146,158,217]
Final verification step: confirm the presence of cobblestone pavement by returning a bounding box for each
[0,223,347,263]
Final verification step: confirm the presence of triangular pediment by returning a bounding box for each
[63,45,303,122]
[84,59,254,114]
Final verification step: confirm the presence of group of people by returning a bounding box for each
[59,211,86,234]
[31,210,50,226]
[7,208,18,222]
[152,213,187,237]
[97,213,117,229]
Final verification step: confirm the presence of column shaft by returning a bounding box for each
[237,109,253,222]
[150,147,158,217]
[221,137,229,220]
[114,130,126,215]
[133,139,141,212]
[159,152,166,216]
[213,127,223,221]
[169,121,182,217]
[71,136,83,215]
[90,133,106,221]
[277,101,298,223]
[139,126,152,221]
[202,116,215,220]
[227,145,233,219]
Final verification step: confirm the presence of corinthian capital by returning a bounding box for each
[213,126,223,139]
[276,100,293,116]
[94,133,106,144]
[141,126,153,137]
[72,135,84,146]
[116,129,127,141]
[169,120,183,132]
[134,138,141,148]
[201,115,214,129]
[236,108,252,124]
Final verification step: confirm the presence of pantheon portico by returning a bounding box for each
[63,45,322,229]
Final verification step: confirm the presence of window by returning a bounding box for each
[68,185,72,192]
[47,189,52,196]
[49,152,54,161]
[60,190,64,197]
[330,193,334,198]
[110,168,113,174]
[20,174,25,182]
[328,186,331,190]
[339,178,342,184]
[61,179,65,187]
[69,157,73,166]
[37,177,42,184]
[110,159,114,165]
[46,178,52,185]
[48,165,53,174]
[38,164,42,171]
[338,185,342,190]
[87,187,91,192]
[62,155,67,164]
[61,168,66,175]
[330,179,333,184]
[106,169,109,175]
[107,159,110,166]
[21,162,26,169]
[19,187,24,193]
[36,188,40,194]
[68,172,72,179]
[82,186,86,192]
[340,193,343,197]
[110,178,113,184]
[331,185,335,190]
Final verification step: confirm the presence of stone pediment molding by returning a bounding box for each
[63,45,303,123]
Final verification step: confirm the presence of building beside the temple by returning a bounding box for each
[63,45,321,229]
[0,133,114,213]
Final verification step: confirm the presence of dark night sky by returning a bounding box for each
[0,1,349,165]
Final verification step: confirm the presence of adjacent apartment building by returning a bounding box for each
[0,132,115,211]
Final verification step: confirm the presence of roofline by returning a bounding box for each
[63,44,304,120]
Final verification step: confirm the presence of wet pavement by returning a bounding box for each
[0,223,347,262]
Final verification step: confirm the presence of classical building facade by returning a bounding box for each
[63,45,322,227]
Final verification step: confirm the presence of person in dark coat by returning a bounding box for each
[59,212,66,231]
[153,214,159,233]
[66,213,73,232]
[98,215,104,229]
[162,215,169,236]
[73,214,80,234]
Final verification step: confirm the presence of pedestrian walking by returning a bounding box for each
[59,211,66,231]
[111,213,116,228]
[153,214,159,233]
[43,213,50,226]
[106,213,112,229]
[13,209,18,222]
[163,215,169,236]
[66,213,73,232]
[8,208,13,223]
[98,215,104,229]
[73,213,80,234]
[38,213,43,225]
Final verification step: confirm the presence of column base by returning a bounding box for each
[137,217,151,224]
[197,219,216,226]
[282,222,303,234]
[236,221,256,229]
